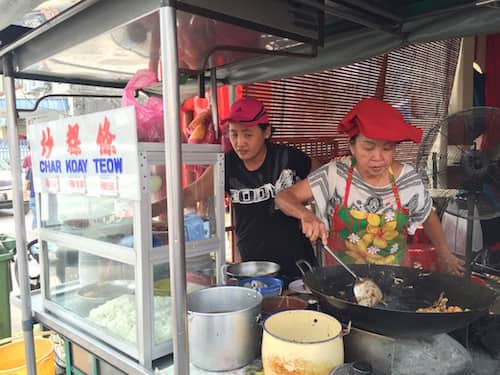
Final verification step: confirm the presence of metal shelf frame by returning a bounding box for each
[37,142,225,369]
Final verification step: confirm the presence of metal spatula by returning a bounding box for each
[321,243,383,307]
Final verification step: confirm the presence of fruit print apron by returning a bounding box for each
[327,160,410,265]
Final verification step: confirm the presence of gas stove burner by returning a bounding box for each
[330,360,384,375]
[344,328,473,375]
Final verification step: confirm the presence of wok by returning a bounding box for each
[300,263,498,338]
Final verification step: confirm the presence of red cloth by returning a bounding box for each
[486,33,500,108]
[484,34,500,152]
[222,97,269,127]
[338,97,422,143]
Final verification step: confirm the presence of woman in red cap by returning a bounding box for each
[276,97,464,275]
[154,97,320,281]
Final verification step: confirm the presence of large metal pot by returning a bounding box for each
[262,310,345,375]
[187,286,263,371]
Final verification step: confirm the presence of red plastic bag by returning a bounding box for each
[122,70,164,142]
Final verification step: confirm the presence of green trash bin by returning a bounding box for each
[0,249,14,339]
[0,235,16,254]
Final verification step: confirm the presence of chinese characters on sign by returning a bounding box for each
[96,117,116,156]
[41,127,54,159]
[28,107,140,200]
[66,123,81,156]
[44,177,59,193]
[98,177,119,196]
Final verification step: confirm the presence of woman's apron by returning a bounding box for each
[326,160,410,266]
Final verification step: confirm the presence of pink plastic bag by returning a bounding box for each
[122,70,164,142]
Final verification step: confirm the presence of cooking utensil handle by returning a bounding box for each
[322,243,359,280]
[342,321,352,337]
[220,264,229,285]
[489,293,500,315]
[296,259,314,276]
[256,313,263,325]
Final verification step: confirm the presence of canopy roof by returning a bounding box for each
[0,0,499,87]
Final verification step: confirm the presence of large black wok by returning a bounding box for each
[301,264,498,338]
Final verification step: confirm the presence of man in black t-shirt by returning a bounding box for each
[225,141,317,279]
[153,97,319,280]
[223,97,319,280]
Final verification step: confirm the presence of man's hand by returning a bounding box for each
[152,199,167,218]
[437,252,465,276]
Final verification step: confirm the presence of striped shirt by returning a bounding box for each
[308,157,432,235]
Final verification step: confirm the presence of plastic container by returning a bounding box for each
[407,244,439,271]
[184,214,206,241]
[0,251,13,339]
[240,276,283,298]
[0,338,54,375]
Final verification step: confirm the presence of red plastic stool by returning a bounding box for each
[407,244,440,272]
[411,226,431,244]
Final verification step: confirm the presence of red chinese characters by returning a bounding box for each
[67,178,86,193]
[68,179,85,189]
[96,116,116,156]
[66,123,81,155]
[41,127,54,159]
[44,177,59,192]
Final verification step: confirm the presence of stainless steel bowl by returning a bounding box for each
[223,261,280,279]
[77,280,135,304]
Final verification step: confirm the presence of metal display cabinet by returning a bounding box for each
[37,142,225,368]
[64,338,128,375]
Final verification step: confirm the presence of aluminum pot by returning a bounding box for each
[262,310,345,375]
[187,286,263,371]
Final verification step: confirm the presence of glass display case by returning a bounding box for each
[38,142,225,365]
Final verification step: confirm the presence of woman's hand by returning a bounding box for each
[422,210,465,276]
[437,252,465,276]
[300,211,328,244]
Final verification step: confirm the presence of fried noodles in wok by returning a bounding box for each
[417,292,465,313]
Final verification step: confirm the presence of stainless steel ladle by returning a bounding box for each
[321,243,383,307]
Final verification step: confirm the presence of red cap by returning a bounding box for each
[222,97,269,127]
[338,97,422,143]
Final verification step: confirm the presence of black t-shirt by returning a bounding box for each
[225,143,316,280]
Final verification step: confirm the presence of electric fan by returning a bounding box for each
[416,107,500,277]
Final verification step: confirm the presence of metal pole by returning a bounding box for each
[3,54,38,374]
[464,196,475,279]
[210,68,219,139]
[159,2,190,374]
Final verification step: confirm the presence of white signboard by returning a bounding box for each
[28,106,141,201]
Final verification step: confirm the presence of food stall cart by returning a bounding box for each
[2,1,500,374]
[27,104,226,367]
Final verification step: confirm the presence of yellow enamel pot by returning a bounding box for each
[262,310,345,375]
